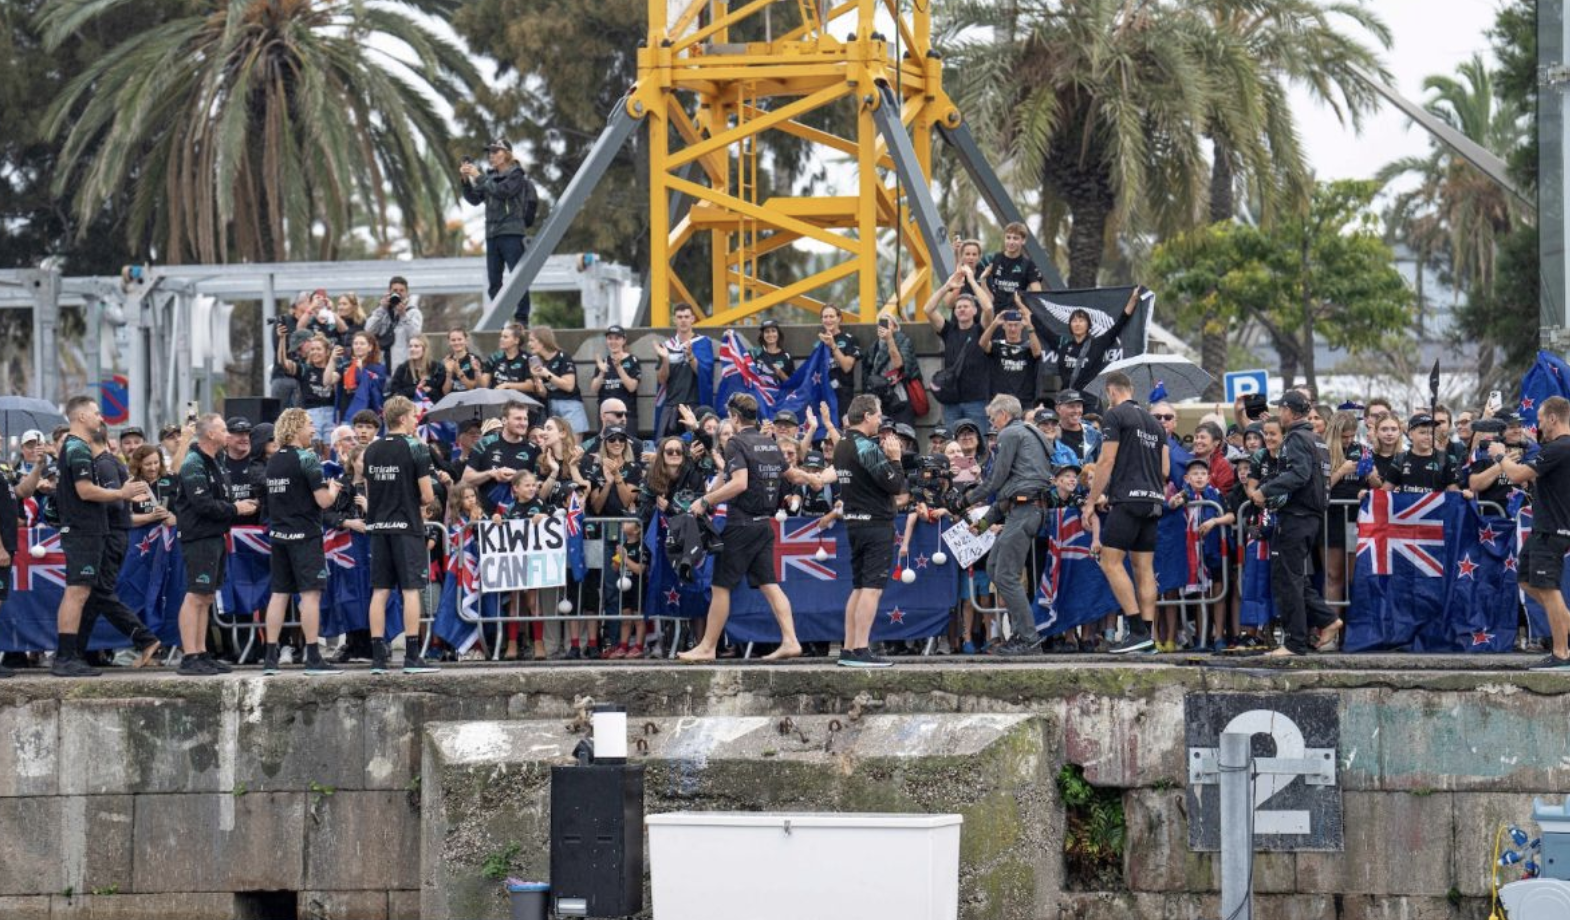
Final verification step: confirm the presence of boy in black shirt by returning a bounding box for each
[262,408,343,675]
[679,393,802,662]
[363,396,439,674]
[1383,413,1459,494]
[980,222,1044,306]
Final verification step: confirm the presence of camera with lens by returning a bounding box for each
[387,292,404,309]
[1243,393,1268,421]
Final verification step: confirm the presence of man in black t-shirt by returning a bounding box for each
[262,408,344,675]
[593,325,643,435]
[655,303,713,436]
[75,425,161,667]
[462,402,540,514]
[222,417,268,525]
[1383,414,1459,494]
[832,394,908,668]
[679,393,801,662]
[52,396,153,677]
[923,270,997,429]
[1493,395,1570,669]
[1081,374,1168,655]
[980,305,1042,407]
[364,396,439,674]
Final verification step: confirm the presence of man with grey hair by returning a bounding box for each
[967,393,1055,655]
[173,414,259,675]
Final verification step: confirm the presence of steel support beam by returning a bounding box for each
[480,102,643,331]
[871,84,954,287]
[937,121,1067,290]
[1542,0,1569,339]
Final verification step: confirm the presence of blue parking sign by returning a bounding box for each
[1224,370,1268,403]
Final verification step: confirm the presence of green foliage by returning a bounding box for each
[480,841,522,881]
[1491,0,1537,190]
[1056,764,1126,891]
[38,0,480,263]
[90,884,119,896]
[1152,180,1411,393]
[231,781,247,797]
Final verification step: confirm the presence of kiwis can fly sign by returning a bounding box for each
[476,513,568,592]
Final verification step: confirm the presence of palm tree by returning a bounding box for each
[38,0,481,264]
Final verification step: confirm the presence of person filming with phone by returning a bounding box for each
[461,138,539,326]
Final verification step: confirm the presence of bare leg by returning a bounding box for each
[297,592,323,644]
[369,588,390,639]
[678,587,731,661]
[1131,551,1158,622]
[1098,547,1139,621]
[58,584,89,637]
[264,593,291,645]
[402,589,423,642]
[757,584,801,660]
[853,588,883,649]
[1528,585,1570,658]
[194,596,213,654]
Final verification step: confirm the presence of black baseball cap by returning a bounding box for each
[879,418,896,433]
[225,416,253,434]
[760,318,780,330]
[986,425,1001,437]
[1056,389,1085,406]
[1496,410,1524,427]
[802,450,826,469]
[119,426,145,439]
[954,420,981,437]
[602,424,629,441]
[1054,461,1083,476]
[894,423,917,442]
[930,426,951,440]
[1407,413,1437,430]
[1184,456,1211,472]
[1471,418,1507,436]
[774,410,799,427]
[1033,408,1059,425]
[1275,391,1312,414]
[485,137,512,152]
[606,325,626,338]
[158,424,181,440]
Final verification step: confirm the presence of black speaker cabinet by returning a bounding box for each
[549,764,645,917]
[223,397,281,427]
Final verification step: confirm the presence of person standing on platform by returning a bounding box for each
[1491,395,1570,670]
[51,397,154,677]
[1081,373,1169,655]
[1260,391,1341,657]
[678,394,801,662]
[832,394,908,668]
[966,394,1055,656]
[461,138,539,326]
[76,424,162,668]
[262,409,344,676]
[173,414,259,676]
[363,396,440,674]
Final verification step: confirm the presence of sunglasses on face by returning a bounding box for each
[1153,413,1175,421]
[663,449,685,457]
[607,436,628,444]
[606,410,627,417]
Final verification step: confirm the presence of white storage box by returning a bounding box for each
[646,812,962,920]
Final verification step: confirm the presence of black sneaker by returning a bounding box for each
[370,641,390,674]
[403,655,440,675]
[991,637,1040,657]
[564,646,582,661]
[51,656,101,678]
[836,649,862,668]
[583,645,601,660]
[262,648,281,676]
[177,655,218,676]
[303,649,342,676]
[206,655,234,674]
[1109,629,1155,655]
[1529,653,1570,672]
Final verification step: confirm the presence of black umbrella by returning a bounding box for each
[1085,355,1215,403]
[424,388,540,424]
[0,396,66,449]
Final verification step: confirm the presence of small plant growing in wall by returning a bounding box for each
[482,842,523,881]
[1057,764,1126,891]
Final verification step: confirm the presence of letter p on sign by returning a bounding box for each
[1225,370,1268,403]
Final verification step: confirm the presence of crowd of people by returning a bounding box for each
[2,224,1568,673]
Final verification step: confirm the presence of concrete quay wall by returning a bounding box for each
[0,661,1564,919]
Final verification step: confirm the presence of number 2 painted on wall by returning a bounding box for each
[1222,709,1310,835]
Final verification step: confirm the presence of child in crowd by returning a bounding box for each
[604,520,649,659]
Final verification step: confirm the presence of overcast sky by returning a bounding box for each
[1294,0,1503,180]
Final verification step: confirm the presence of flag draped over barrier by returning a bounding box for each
[717,339,840,430]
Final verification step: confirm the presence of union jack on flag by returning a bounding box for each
[136,522,176,557]
[565,492,583,537]
[13,527,66,591]
[226,525,272,556]
[451,526,482,625]
[772,518,836,581]
[718,329,779,409]
[1037,509,1092,614]
[1356,490,1446,576]
[323,529,355,568]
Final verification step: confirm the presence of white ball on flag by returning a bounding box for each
[900,568,916,584]
[932,551,947,566]
[814,546,828,562]
[557,598,573,615]
[775,509,788,521]
[617,576,633,592]
[29,544,45,559]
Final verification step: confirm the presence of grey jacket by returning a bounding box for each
[977,419,1055,501]
[461,163,537,238]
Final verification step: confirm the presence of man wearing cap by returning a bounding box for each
[1260,390,1340,657]
[174,414,260,675]
[927,426,951,456]
[1468,416,1520,507]
[593,326,643,436]
[1054,390,1103,464]
[1030,408,1080,467]
[460,138,539,325]
[13,429,54,527]
[223,417,268,526]
[1382,414,1459,494]
[828,394,907,667]
[679,393,801,662]
[118,427,146,463]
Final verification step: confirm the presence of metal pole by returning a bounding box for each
[1218,731,1253,920]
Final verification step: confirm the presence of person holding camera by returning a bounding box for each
[866,312,921,428]
[365,275,423,370]
[981,297,1042,408]
[461,138,539,326]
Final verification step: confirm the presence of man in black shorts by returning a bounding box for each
[678,393,801,662]
[364,395,440,674]
[51,396,153,677]
[173,414,260,676]
[832,394,908,668]
[1260,391,1340,657]
[1491,395,1570,669]
[262,408,344,675]
[76,424,162,668]
[1081,373,1169,654]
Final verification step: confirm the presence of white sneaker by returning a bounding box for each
[278,646,295,665]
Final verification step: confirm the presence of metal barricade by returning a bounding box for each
[448,515,653,660]
[1318,497,1362,611]
[1152,499,1232,648]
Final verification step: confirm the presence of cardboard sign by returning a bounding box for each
[477,513,568,593]
[941,508,997,569]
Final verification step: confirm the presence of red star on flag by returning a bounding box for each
[888,607,906,624]
[1522,397,1536,410]
[1457,554,1479,580]
[1478,525,1499,547]
[914,553,930,569]
[665,587,681,606]
[1505,556,1518,572]
[1471,630,1495,647]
